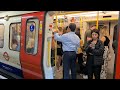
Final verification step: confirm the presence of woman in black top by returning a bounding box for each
[56,27,63,70]
[104,36,110,46]
[57,41,63,56]
[75,28,84,74]
[85,29,104,79]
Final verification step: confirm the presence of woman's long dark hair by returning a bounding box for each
[91,29,100,38]
[75,28,81,39]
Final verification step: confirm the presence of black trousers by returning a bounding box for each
[77,53,84,73]
[86,56,102,79]
[87,65,102,79]
[63,51,76,79]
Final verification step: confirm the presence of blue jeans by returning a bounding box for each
[63,51,77,79]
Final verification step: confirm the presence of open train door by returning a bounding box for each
[20,12,45,79]
[114,11,120,79]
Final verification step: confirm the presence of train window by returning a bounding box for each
[25,19,39,55]
[0,24,4,48]
[9,23,21,51]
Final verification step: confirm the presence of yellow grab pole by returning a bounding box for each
[60,11,62,27]
[96,11,99,29]
[80,17,83,39]
[63,12,66,27]
[56,12,58,28]
[47,38,51,67]
[63,11,66,28]
[55,12,58,67]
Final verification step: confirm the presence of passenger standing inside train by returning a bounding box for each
[12,27,17,40]
[54,23,80,79]
[75,28,84,74]
[100,26,110,79]
[16,35,20,51]
[56,27,63,70]
[0,36,3,48]
[112,25,118,54]
[84,25,96,47]
[85,29,104,79]
[12,39,18,50]
[82,25,96,79]
[26,38,35,54]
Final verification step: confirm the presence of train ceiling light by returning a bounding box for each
[55,11,119,18]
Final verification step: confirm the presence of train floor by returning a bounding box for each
[54,66,113,79]
[54,66,84,79]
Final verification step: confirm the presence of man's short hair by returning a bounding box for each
[69,23,76,32]
[66,26,68,30]
[58,27,62,31]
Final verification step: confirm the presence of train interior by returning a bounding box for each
[50,11,119,79]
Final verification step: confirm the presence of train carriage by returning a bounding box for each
[0,11,54,79]
[0,11,120,79]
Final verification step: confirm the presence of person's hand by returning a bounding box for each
[87,37,92,41]
[89,44,93,47]
[58,32,63,35]
[53,29,58,33]
[90,42,95,49]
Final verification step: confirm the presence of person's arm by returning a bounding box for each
[54,32,64,42]
[77,41,80,48]
[85,41,92,54]
[76,37,80,48]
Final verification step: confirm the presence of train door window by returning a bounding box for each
[9,23,21,51]
[0,24,4,48]
[25,19,39,55]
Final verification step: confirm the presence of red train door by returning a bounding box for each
[20,12,45,79]
[114,11,120,79]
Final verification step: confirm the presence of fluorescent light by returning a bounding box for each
[54,11,119,19]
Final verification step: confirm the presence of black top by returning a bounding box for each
[57,41,63,56]
[75,30,81,39]
[85,39,104,65]
[57,41,62,48]
[104,36,110,46]
[113,25,118,41]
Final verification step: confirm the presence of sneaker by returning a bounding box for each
[80,74,83,76]
[52,66,55,77]
[83,75,88,79]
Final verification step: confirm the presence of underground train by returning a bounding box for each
[0,11,120,79]
[0,11,55,79]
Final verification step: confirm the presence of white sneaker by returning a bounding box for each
[52,66,55,77]
[83,75,88,79]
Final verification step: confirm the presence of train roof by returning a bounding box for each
[0,11,40,18]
